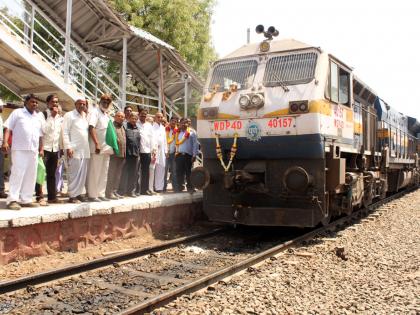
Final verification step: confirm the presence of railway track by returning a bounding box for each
[0,188,415,314]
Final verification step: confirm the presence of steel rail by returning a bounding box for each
[0,228,226,294]
[119,187,417,314]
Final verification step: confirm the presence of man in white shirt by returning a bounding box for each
[35,94,63,204]
[2,94,44,210]
[153,112,167,192]
[136,109,155,195]
[87,94,113,202]
[62,99,90,203]
[0,101,6,198]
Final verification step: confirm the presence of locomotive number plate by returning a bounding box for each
[212,120,243,131]
[266,117,294,128]
[206,117,297,138]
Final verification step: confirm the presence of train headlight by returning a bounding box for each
[259,41,270,52]
[289,100,309,114]
[283,166,313,193]
[290,103,299,113]
[239,95,250,109]
[200,107,219,119]
[250,93,264,108]
[299,102,308,112]
[191,167,210,190]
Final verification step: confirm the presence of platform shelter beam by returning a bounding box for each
[120,36,127,109]
[64,0,72,83]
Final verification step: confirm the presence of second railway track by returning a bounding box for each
[0,188,415,315]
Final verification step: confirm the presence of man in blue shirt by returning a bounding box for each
[175,118,199,193]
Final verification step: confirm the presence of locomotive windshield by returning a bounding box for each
[263,52,318,86]
[208,60,258,92]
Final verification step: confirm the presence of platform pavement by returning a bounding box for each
[0,191,204,265]
[0,191,203,229]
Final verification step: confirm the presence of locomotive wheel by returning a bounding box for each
[380,188,387,199]
[320,210,332,226]
[363,186,374,207]
[379,179,388,199]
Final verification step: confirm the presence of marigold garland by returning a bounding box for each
[175,127,191,146]
[215,132,238,172]
[203,84,220,102]
[166,126,178,144]
[222,83,238,101]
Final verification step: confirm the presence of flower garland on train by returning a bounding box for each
[215,132,238,172]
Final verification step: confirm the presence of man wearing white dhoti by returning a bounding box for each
[153,112,167,192]
[87,94,113,202]
[62,99,90,203]
[136,109,155,195]
[2,94,44,210]
[147,116,156,194]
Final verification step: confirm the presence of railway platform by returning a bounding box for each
[0,192,203,265]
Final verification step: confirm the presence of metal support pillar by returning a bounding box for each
[170,100,175,119]
[161,55,166,117]
[184,79,188,118]
[64,0,72,83]
[29,7,35,53]
[157,49,162,112]
[23,6,30,44]
[81,55,86,96]
[94,64,99,100]
[120,36,127,109]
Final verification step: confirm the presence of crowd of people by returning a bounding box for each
[0,93,199,210]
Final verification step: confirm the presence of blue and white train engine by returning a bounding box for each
[191,29,419,227]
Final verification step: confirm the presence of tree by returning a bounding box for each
[109,0,217,78]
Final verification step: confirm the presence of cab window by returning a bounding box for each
[208,60,258,92]
[329,61,350,106]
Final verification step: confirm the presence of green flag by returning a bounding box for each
[105,120,120,155]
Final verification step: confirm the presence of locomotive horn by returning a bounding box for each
[255,25,264,34]
[267,26,275,34]
[266,26,279,37]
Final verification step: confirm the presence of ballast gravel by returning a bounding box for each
[155,189,420,314]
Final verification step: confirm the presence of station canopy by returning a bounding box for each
[32,0,203,104]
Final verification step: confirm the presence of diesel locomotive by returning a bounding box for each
[191,26,420,227]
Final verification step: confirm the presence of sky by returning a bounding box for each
[211,0,420,119]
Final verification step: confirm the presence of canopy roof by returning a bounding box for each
[32,0,203,102]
